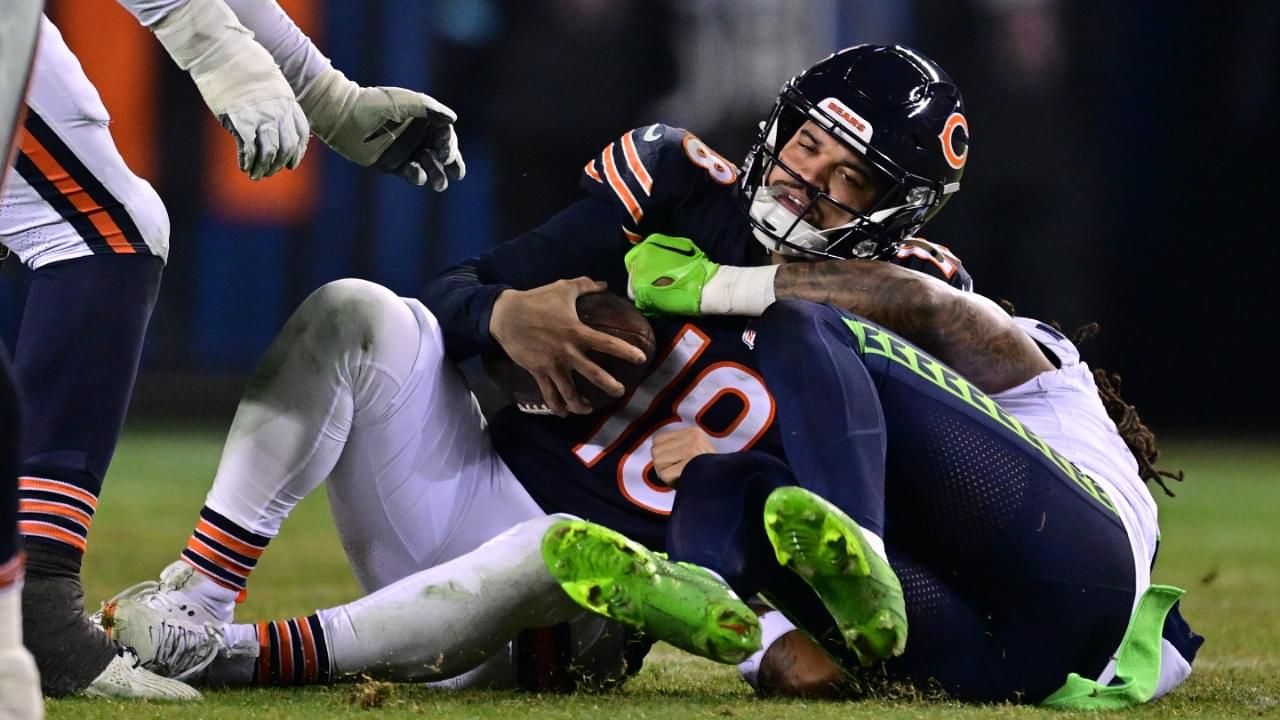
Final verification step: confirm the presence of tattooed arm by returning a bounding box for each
[625,235,1052,393]
[773,258,1052,393]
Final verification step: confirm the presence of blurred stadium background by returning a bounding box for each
[3,0,1276,436]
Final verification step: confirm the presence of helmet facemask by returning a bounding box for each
[741,85,953,260]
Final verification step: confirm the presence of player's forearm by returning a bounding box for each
[421,263,511,362]
[773,260,1046,393]
[220,0,330,95]
[115,0,190,27]
[120,0,329,94]
[774,259,942,344]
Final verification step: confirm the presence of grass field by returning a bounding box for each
[42,425,1280,719]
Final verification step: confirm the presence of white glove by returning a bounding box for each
[298,67,465,190]
[152,0,309,180]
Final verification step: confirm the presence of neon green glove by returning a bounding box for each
[625,234,720,316]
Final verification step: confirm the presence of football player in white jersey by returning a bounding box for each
[3,0,463,700]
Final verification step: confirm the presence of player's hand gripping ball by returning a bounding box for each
[485,292,656,414]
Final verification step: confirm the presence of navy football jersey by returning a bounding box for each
[490,314,780,547]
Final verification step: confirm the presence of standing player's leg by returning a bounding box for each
[13,254,163,692]
[0,17,182,698]
[1,352,41,717]
[11,46,181,693]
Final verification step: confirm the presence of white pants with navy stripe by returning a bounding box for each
[0,16,168,269]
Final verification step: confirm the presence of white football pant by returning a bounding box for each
[203,278,544,592]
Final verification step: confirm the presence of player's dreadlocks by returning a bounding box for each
[997,300,1184,497]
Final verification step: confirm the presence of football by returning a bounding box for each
[484,292,657,414]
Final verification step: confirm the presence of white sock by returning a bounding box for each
[177,569,240,622]
[737,610,797,689]
[222,622,257,649]
[860,528,889,566]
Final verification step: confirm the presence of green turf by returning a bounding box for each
[43,426,1280,718]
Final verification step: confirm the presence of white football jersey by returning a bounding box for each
[993,317,1194,695]
[991,318,1159,586]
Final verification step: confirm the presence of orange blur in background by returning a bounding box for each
[48,0,321,224]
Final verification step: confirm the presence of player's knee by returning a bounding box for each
[291,279,412,358]
[301,278,397,330]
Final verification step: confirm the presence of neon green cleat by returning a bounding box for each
[541,519,761,664]
[763,486,907,666]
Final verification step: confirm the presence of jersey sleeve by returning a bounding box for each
[890,238,974,291]
[114,0,189,27]
[420,197,633,362]
[580,124,739,244]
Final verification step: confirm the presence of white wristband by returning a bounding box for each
[737,610,798,689]
[700,264,778,316]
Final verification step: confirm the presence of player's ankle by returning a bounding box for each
[22,566,118,696]
[22,540,82,580]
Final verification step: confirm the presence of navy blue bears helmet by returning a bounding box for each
[741,44,968,260]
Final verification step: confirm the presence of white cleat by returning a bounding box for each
[0,646,43,719]
[95,596,224,682]
[83,647,201,701]
[99,561,233,628]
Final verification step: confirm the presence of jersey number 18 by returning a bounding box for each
[572,325,775,514]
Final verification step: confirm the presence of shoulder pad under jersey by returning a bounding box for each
[581,124,739,243]
[1013,317,1081,367]
[890,238,974,291]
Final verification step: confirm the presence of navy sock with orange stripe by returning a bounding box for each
[17,470,98,557]
[245,614,332,685]
[181,506,270,598]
